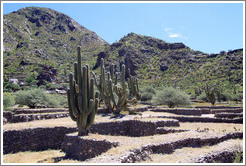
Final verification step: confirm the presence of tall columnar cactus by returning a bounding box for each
[67,46,99,136]
[92,58,141,114]
[127,69,141,101]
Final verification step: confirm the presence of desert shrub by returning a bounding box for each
[140,86,156,101]
[216,92,231,102]
[46,82,59,90]
[52,93,68,107]
[4,83,21,92]
[15,88,60,108]
[231,93,243,102]
[233,149,243,163]
[152,87,191,108]
[197,92,208,102]
[3,92,15,110]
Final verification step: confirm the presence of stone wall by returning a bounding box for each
[194,149,241,163]
[4,112,69,124]
[120,132,243,163]
[195,106,241,109]
[97,106,148,114]
[61,134,119,161]
[156,115,243,124]
[14,108,69,114]
[211,108,243,114]
[90,120,180,137]
[149,108,202,116]
[3,120,179,154]
[3,127,77,154]
[214,113,243,119]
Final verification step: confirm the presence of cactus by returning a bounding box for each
[67,46,99,136]
[127,68,141,101]
[92,58,141,114]
[204,83,216,105]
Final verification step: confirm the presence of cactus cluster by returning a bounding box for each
[67,46,99,136]
[93,58,141,114]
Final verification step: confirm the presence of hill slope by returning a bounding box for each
[93,33,243,94]
[3,7,243,96]
[3,7,108,83]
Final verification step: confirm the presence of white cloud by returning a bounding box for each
[164,27,188,40]
[169,34,181,38]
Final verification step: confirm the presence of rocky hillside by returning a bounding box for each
[3,7,243,95]
[3,7,108,83]
[93,33,243,94]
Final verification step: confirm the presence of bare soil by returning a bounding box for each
[3,110,244,163]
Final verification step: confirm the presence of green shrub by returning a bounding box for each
[197,92,208,102]
[15,88,60,108]
[52,93,68,107]
[4,83,21,92]
[231,93,243,102]
[140,86,156,101]
[152,87,191,108]
[3,92,15,110]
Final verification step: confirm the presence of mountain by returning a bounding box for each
[3,7,243,95]
[93,33,243,94]
[3,7,108,83]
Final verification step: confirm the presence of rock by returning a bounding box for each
[9,78,19,84]
[159,62,169,71]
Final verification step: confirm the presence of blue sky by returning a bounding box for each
[2,2,244,54]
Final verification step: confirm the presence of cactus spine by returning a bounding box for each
[93,58,141,114]
[67,46,99,136]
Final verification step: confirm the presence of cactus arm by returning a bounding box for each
[74,63,78,83]
[77,47,82,94]
[86,65,90,103]
[69,73,80,117]
[82,66,88,114]
[86,98,99,130]
[109,79,117,108]
[67,89,77,121]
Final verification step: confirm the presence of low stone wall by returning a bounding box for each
[214,113,243,119]
[211,108,243,114]
[3,109,69,124]
[120,132,243,163]
[156,127,189,134]
[194,149,241,163]
[156,115,243,124]
[5,113,69,123]
[14,108,69,114]
[195,106,241,110]
[97,107,149,114]
[90,120,180,137]
[3,127,77,154]
[61,134,119,161]
[3,111,14,124]
[3,120,179,154]
[149,108,202,116]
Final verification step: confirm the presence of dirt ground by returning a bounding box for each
[3,110,244,163]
